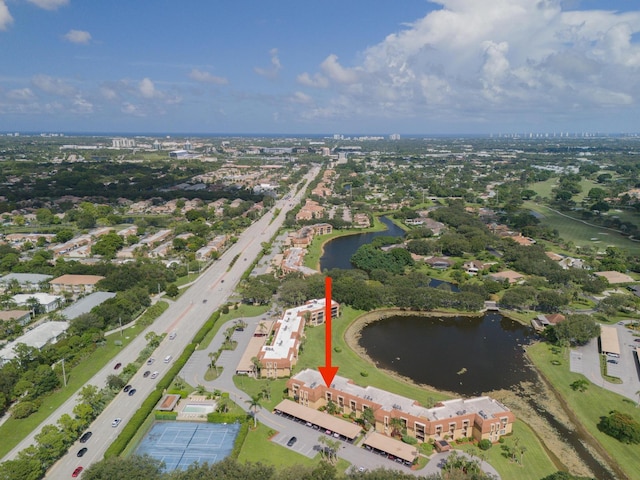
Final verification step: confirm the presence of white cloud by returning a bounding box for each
[290,91,313,104]
[138,77,157,99]
[189,69,228,85]
[254,48,282,79]
[100,86,118,101]
[63,29,92,45]
[296,0,640,128]
[121,102,145,116]
[27,0,69,10]
[31,74,75,97]
[7,88,35,100]
[0,1,13,31]
[296,72,329,89]
[71,95,93,113]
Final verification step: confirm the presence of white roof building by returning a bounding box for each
[0,321,69,364]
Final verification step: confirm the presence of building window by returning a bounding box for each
[326,392,332,401]
[350,400,357,411]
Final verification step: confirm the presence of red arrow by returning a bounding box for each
[318,276,339,387]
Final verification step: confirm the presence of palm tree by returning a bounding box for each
[389,417,405,438]
[317,435,327,459]
[246,394,262,428]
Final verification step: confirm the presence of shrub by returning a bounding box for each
[598,410,640,444]
[360,371,369,377]
[478,439,493,450]
[11,401,39,419]
[401,435,418,445]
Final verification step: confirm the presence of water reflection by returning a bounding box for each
[358,312,536,396]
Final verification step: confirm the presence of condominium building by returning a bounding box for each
[287,369,515,443]
[257,299,340,378]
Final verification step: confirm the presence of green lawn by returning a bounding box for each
[524,201,640,255]
[527,342,640,480]
[0,326,143,458]
[459,421,557,480]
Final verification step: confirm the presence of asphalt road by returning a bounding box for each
[12,166,321,478]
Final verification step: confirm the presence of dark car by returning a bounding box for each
[123,384,132,393]
[286,436,297,447]
[78,431,92,443]
[77,447,88,457]
[635,338,640,342]
[143,370,150,378]
[72,466,83,477]
[128,388,137,396]
[114,362,122,370]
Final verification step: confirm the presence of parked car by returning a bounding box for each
[123,384,132,393]
[634,338,640,342]
[607,359,619,364]
[143,370,150,377]
[111,418,121,427]
[72,466,83,477]
[77,447,87,457]
[79,431,92,443]
[128,388,137,396]
[114,362,121,370]
[287,436,297,447]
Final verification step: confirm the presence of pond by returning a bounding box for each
[320,216,405,271]
[358,312,536,396]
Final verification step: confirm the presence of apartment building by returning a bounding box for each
[287,369,515,444]
[257,299,340,378]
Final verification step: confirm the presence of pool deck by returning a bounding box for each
[176,395,217,421]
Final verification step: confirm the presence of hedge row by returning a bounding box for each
[192,310,221,345]
[154,411,178,421]
[104,388,163,458]
[230,420,251,459]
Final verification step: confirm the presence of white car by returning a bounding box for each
[150,371,159,379]
[111,418,121,427]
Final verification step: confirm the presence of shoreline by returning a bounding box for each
[343,308,482,399]
[342,307,607,478]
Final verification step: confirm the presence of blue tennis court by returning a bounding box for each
[135,422,240,471]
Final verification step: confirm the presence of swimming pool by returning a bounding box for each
[182,404,215,414]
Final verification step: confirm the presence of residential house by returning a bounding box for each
[0,273,52,293]
[11,293,62,313]
[488,270,525,285]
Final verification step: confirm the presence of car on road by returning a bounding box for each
[150,371,159,379]
[147,358,155,365]
[286,436,297,447]
[635,338,640,342]
[164,355,172,363]
[169,332,177,340]
[128,388,137,396]
[123,384,132,393]
[114,362,121,370]
[79,431,92,443]
[72,466,83,477]
[202,299,207,303]
[111,418,121,427]
[143,370,150,377]
[77,447,87,457]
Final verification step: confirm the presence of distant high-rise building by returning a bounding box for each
[389,133,400,140]
[112,137,135,148]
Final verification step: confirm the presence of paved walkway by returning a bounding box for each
[179,315,501,478]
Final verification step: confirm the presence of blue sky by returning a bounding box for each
[1,0,640,135]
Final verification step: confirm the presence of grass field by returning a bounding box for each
[524,201,640,255]
[527,342,640,480]
[460,420,557,480]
